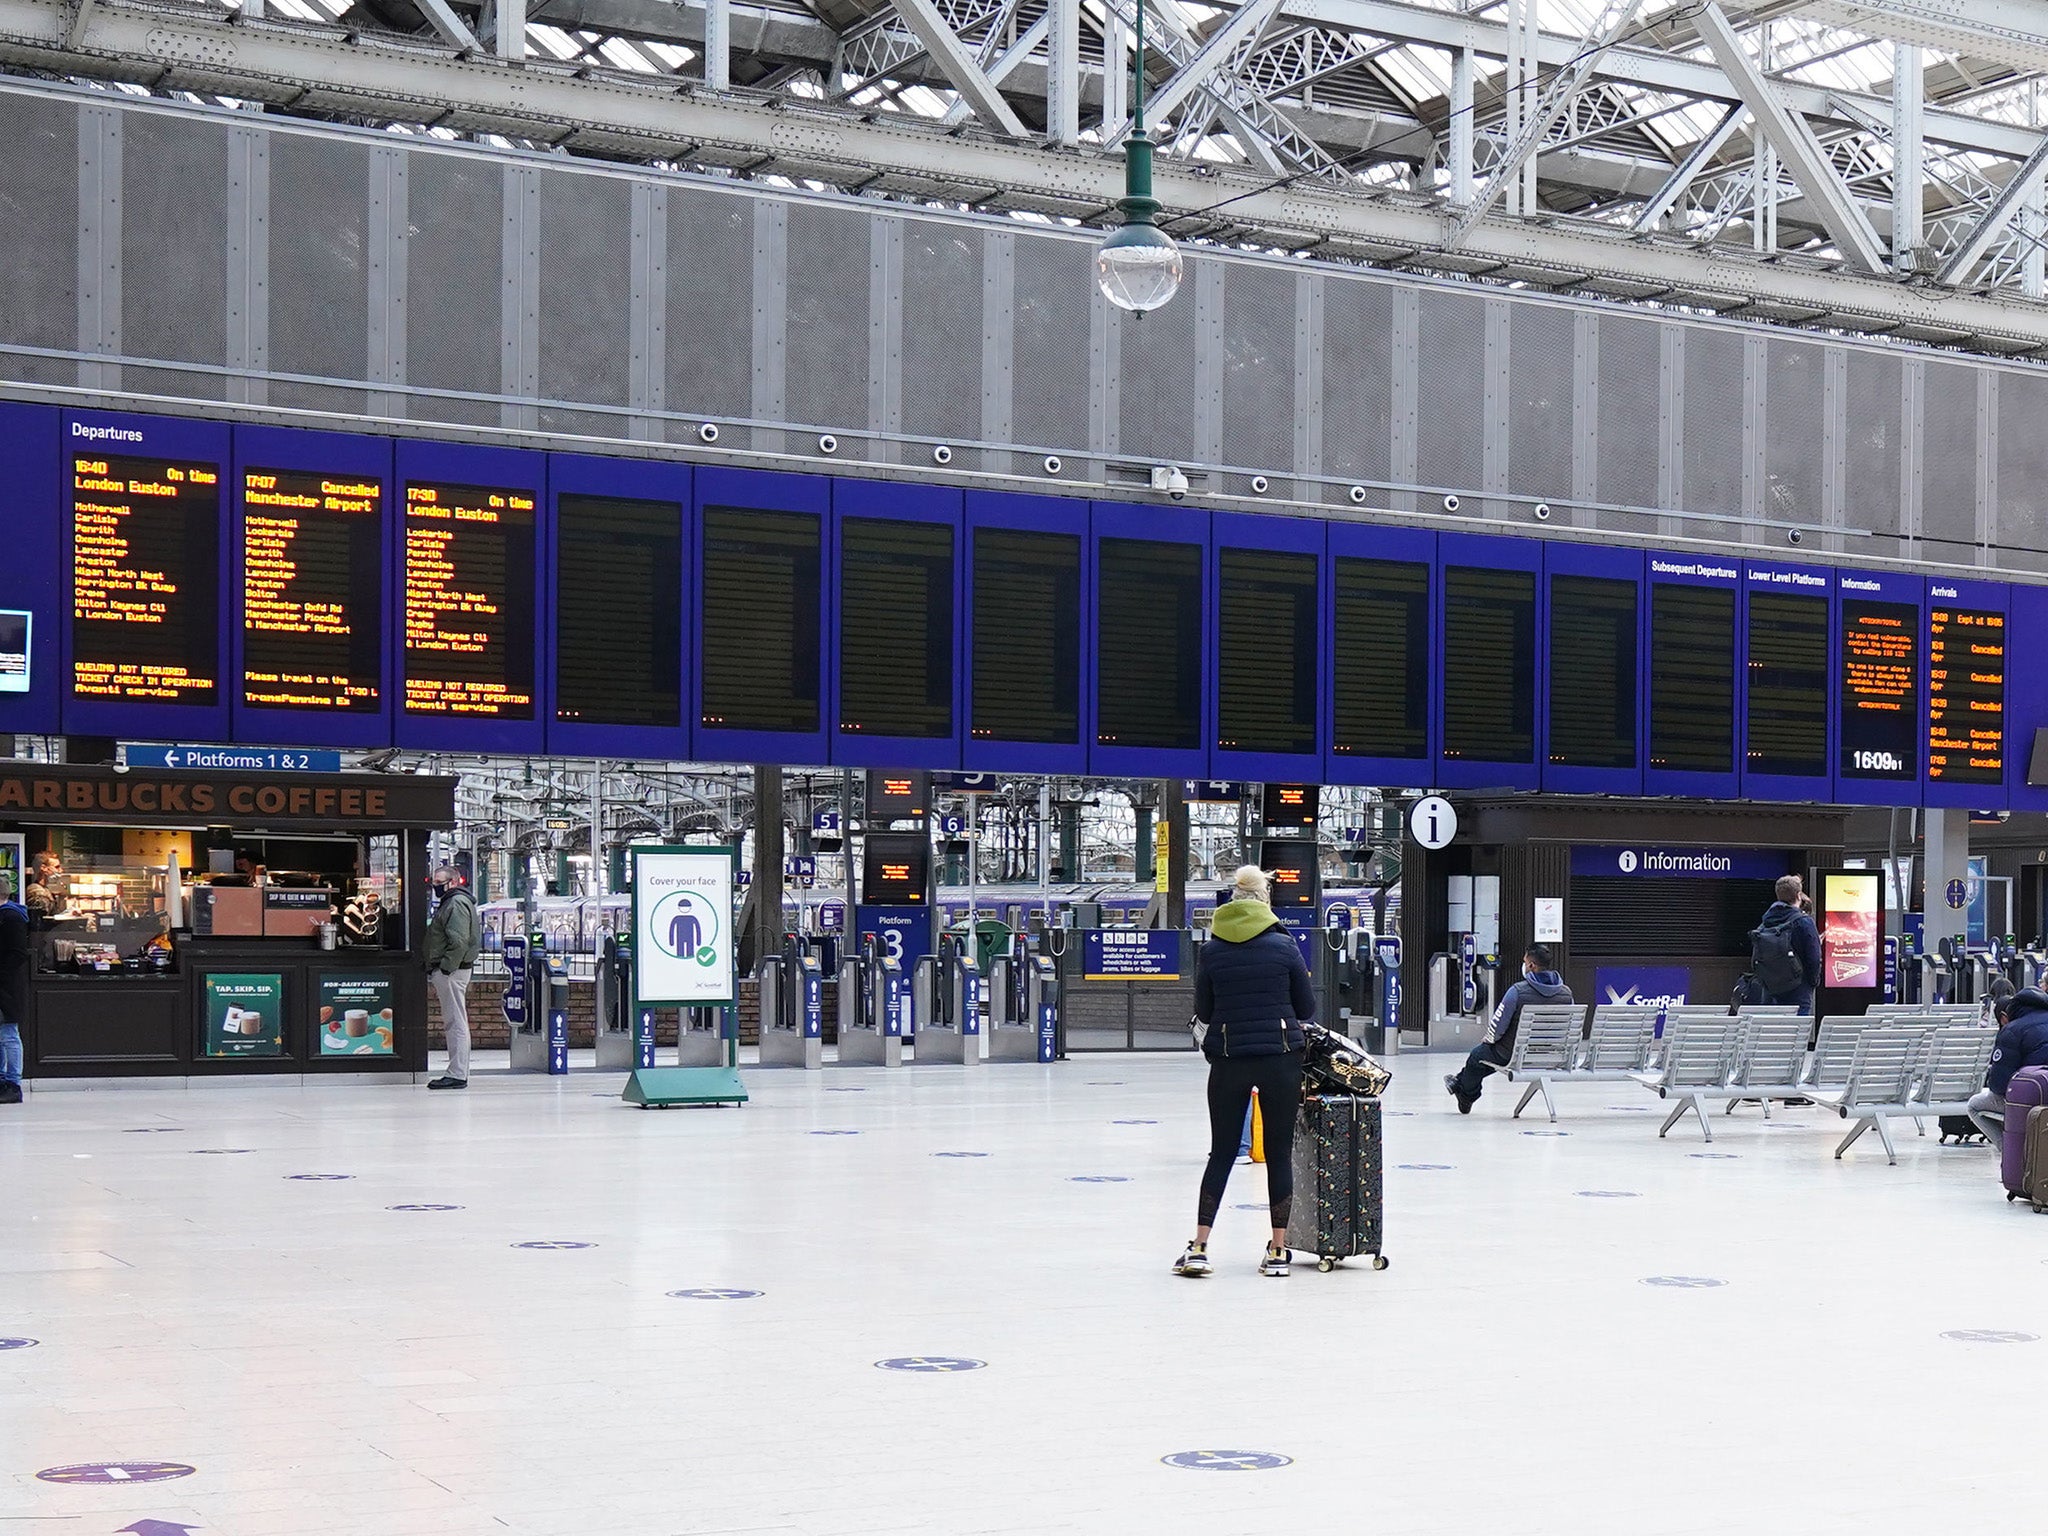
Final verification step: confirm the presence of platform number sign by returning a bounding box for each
[1409,795,1457,851]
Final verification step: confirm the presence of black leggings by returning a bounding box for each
[1198,1052,1305,1230]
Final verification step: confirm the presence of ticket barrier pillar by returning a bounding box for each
[1922,942,1953,1005]
[1369,935,1402,1055]
[836,936,904,1067]
[911,936,981,1066]
[987,936,1060,1062]
[759,940,824,1069]
[594,932,638,1069]
[508,933,554,1072]
[677,1004,731,1066]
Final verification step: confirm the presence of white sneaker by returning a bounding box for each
[1172,1242,1212,1277]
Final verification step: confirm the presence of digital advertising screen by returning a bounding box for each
[1819,870,1882,990]
[1745,589,1829,778]
[402,480,536,718]
[971,527,1079,744]
[1442,565,1535,763]
[241,465,382,712]
[841,518,953,740]
[555,493,681,727]
[1548,574,1638,769]
[71,450,222,704]
[1261,783,1318,831]
[1332,557,1428,760]
[1096,537,1201,750]
[865,770,930,824]
[1217,547,1317,756]
[1927,602,2006,787]
[1648,582,1736,773]
[1258,838,1319,909]
[700,506,820,733]
[861,830,930,905]
[1837,596,1917,781]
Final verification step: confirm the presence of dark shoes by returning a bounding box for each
[1444,1074,1474,1115]
[427,1076,468,1091]
[0,1081,22,1105]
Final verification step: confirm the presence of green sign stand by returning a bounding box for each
[622,844,746,1104]
[622,1066,748,1108]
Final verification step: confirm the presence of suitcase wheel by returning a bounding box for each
[1317,1256,1335,1273]
[1372,1255,1390,1272]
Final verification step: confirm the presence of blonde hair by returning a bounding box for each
[1229,864,1271,904]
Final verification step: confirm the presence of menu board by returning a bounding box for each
[1332,557,1428,760]
[971,528,1079,744]
[1837,599,1917,780]
[1097,538,1201,750]
[242,466,382,712]
[861,830,929,905]
[1217,548,1317,755]
[1442,566,1534,762]
[1927,603,2006,786]
[841,518,953,739]
[555,493,681,727]
[71,451,221,704]
[1648,583,1735,773]
[1548,574,1638,769]
[1745,591,1828,778]
[402,480,535,718]
[700,506,820,733]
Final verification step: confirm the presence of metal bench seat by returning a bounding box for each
[1494,1004,1589,1124]
[1803,1026,1969,1164]
[1631,1015,1743,1142]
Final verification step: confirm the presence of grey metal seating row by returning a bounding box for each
[1807,1025,1998,1164]
[1497,1004,1791,1124]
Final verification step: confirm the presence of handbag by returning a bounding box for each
[1301,1020,1392,1098]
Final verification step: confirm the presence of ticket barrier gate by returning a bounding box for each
[986,935,1060,1062]
[758,938,824,1069]
[2022,942,2048,990]
[1922,940,1954,1005]
[910,934,981,1066]
[594,932,640,1070]
[509,934,569,1072]
[1427,945,1496,1050]
[837,935,904,1067]
[1327,932,1401,1054]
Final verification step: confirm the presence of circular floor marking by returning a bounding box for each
[824,1087,868,1093]
[388,1204,463,1212]
[875,1356,985,1373]
[1161,1450,1292,1472]
[0,1337,38,1351]
[1086,1081,1126,1086]
[1382,1110,1417,1118]
[1069,1175,1130,1183]
[123,1127,184,1134]
[1689,1153,1740,1160]
[1111,1118,1157,1125]
[1941,1329,2038,1344]
[810,1129,860,1136]
[668,1288,763,1301]
[1576,1190,1641,1198]
[1607,1106,1654,1113]
[190,1148,253,1155]
[285,1174,354,1181]
[37,1462,195,1485]
[512,1240,595,1250]
[1233,1203,1269,1211]
[1398,1163,1454,1171]
[932,1151,990,1158]
[1642,1275,1726,1289]
[1521,1130,1570,1138]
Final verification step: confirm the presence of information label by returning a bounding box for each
[71,451,221,704]
[242,466,382,712]
[1083,929,1181,980]
[402,480,535,718]
[632,846,736,1005]
[1927,601,2006,786]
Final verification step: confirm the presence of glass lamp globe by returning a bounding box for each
[1096,221,1184,313]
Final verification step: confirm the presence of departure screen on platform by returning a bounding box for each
[1548,574,1638,769]
[699,506,820,733]
[555,493,680,728]
[1837,598,1918,781]
[1442,565,1534,763]
[1332,557,1427,760]
[1097,537,1201,750]
[862,831,929,904]
[403,480,535,718]
[1927,603,2006,786]
[840,517,953,740]
[1217,547,1317,756]
[1745,591,1828,777]
[971,527,1079,744]
[71,450,222,705]
[1259,838,1318,909]
[241,465,383,712]
[1648,582,1735,773]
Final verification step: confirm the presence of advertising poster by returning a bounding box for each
[202,973,285,1058]
[1822,871,1882,989]
[316,972,397,1057]
[632,846,736,1005]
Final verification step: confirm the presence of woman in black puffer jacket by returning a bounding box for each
[1173,864,1315,1279]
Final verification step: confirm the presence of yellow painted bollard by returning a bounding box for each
[1250,1087,1265,1163]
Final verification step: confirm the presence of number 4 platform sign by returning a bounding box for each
[632,846,736,1006]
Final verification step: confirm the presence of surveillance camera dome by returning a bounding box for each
[1349,485,1368,504]
[1168,488,1186,502]
[1787,528,1803,545]
[698,422,720,444]
[818,434,838,454]
[1442,493,1461,512]
[1250,475,1269,494]
[1533,502,1551,520]
[1044,455,1062,475]
[932,445,953,465]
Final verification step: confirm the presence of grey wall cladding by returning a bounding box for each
[1221,262,1296,476]
[1416,289,1483,499]
[1507,301,1574,503]
[1922,361,1980,557]
[1116,266,1203,465]
[664,186,753,435]
[0,95,77,388]
[537,168,632,435]
[1681,327,1745,520]
[404,151,503,427]
[122,112,227,401]
[1320,277,1393,485]
[900,219,982,446]
[1997,369,2048,567]
[268,132,369,415]
[1594,314,1661,510]
[1011,233,1092,454]
[784,202,870,434]
[1763,339,1824,527]
[1844,348,1904,540]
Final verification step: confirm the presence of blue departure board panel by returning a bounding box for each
[1326,524,1434,786]
[1924,576,2008,808]
[1437,534,1540,791]
[1213,511,1322,783]
[1644,552,1740,799]
[1742,560,1833,802]
[1090,502,1209,779]
[1543,544,1641,795]
[966,492,1089,775]
[0,403,61,737]
[834,479,960,769]
[1833,568,1920,804]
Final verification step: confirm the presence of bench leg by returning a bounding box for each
[1835,1119,1872,1159]
[1913,1115,1926,1138]
[1690,1093,1713,1143]
[1761,1096,1772,1120]
[1658,1098,1688,1139]
[1540,1079,1558,1123]
[1875,1114,1900,1166]
[1513,1081,1540,1120]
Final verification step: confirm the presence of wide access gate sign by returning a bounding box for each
[632,845,737,1006]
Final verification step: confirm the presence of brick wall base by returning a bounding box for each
[427,976,844,1049]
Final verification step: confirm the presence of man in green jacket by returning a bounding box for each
[423,866,481,1090]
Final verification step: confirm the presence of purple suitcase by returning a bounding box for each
[2001,1066,2048,1199]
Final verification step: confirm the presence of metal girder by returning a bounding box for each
[865,0,1028,134]
[1696,2,1889,273]
[414,0,484,52]
[1937,134,2048,284]
[1104,0,1285,147]
[1810,0,2048,76]
[940,11,1048,126]
[702,0,728,91]
[1631,104,1745,234]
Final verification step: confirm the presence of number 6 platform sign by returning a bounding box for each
[632,845,737,1006]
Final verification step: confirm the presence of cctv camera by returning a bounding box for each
[1533,502,1551,521]
[1786,528,1803,545]
[698,422,720,444]
[1044,455,1063,475]
[1349,485,1368,504]
[818,434,838,454]
[932,445,953,465]
[1250,475,1270,495]
[1151,465,1190,498]
[1442,493,1461,513]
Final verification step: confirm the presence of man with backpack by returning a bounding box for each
[1750,875,1822,1015]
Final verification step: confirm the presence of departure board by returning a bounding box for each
[700,506,820,733]
[862,830,930,904]
[1648,583,1736,773]
[1927,604,2006,786]
[241,466,381,712]
[556,494,680,727]
[865,771,930,823]
[1837,599,1917,780]
[841,518,953,739]
[1258,838,1318,909]
[1217,548,1316,755]
[1443,566,1534,762]
[1745,591,1829,777]
[1097,538,1201,750]
[71,451,221,704]
[1262,783,1318,830]
[1332,557,1428,760]
[972,528,1079,744]
[403,481,535,717]
[1548,574,1638,769]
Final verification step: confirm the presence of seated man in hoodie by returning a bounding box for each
[1445,944,1573,1114]
[1967,985,2048,1150]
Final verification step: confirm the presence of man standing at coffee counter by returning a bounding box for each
[423,866,481,1091]
[0,872,31,1105]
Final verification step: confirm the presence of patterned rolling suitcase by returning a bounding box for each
[1285,1091,1389,1273]
[2002,1065,2048,1203]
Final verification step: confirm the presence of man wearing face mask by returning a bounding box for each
[1445,943,1573,1114]
[422,866,481,1091]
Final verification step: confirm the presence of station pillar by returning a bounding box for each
[1922,808,1969,952]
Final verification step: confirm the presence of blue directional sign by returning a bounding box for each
[785,855,817,887]
[1161,1450,1293,1472]
[122,743,342,772]
[931,772,998,793]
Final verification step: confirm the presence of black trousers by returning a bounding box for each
[1199,1052,1305,1229]
[1451,1041,1510,1101]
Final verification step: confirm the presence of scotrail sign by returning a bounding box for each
[632,845,737,1006]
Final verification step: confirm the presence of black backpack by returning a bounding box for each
[1749,916,1805,997]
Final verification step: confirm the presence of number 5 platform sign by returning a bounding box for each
[632,846,737,1006]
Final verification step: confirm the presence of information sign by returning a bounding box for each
[71,448,221,704]
[632,846,737,1006]
[1408,796,1457,850]
[121,744,341,773]
[1926,595,2006,786]
[241,464,383,712]
[1083,930,1181,980]
[1837,589,1918,781]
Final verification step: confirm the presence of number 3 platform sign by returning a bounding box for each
[631,846,737,1007]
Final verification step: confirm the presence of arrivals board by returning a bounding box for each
[1216,547,1317,756]
[402,480,536,718]
[1331,555,1428,761]
[1097,537,1201,750]
[241,465,382,712]
[71,450,222,705]
[840,517,953,740]
[1442,564,1534,763]
[1548,574,1638,769]
[555,493,681,727]
[1647,578,1736,775]
[971,526,1079,745]
[699,505,820,734]
[1836,581,1918,784]
[1927,591,2006,787]
[1745,583,1829,780]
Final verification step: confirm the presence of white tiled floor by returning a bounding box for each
[3,1049,2041,1536]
